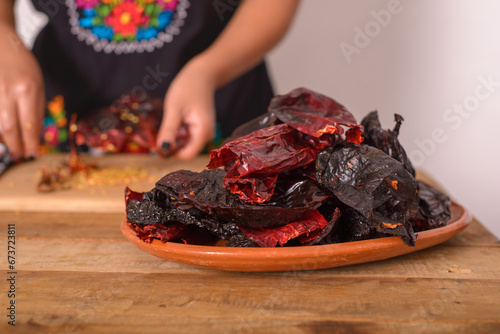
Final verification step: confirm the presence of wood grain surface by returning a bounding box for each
[0,213,498,333]
[0,156,499,333]
[0,154,209,213]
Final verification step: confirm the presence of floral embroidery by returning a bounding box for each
[67,0,189,54]
[105,2,145,39]
[76,0,100,9]
[157,0,178,11]
[41,95,69,153]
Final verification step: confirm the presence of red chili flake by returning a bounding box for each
[382,222,402,229]
[387,179,399,190]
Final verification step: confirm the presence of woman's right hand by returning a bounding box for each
[0,23,45,160]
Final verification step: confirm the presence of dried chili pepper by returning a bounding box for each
[316,143,419,246]
[75,92,189,155]
[128,222,188,243]
[126,187,240,240]
[179,226,219,245]
[124,187,144,207]
[268,87,363,144]
[299,207,341,246]
[208,124,318,203]
[224,112,281,143]
[155,169,329,228]
[75,92,163,153]
[411,181,451,232]
[226,233,260,247]
[335,207,377,242]
[237,209,332,247]
[361,111,415,177]
[125,88,451,248]
[37,115,97,192]
[208,88,364,203]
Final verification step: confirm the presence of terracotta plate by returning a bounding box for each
[121,202,471,272]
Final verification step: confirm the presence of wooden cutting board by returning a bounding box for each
[0,153,210,213]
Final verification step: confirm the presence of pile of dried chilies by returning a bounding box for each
[125,88,451,247]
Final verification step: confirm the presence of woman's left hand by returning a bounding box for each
[156,57,217,160]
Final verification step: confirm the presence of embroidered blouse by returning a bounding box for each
[30,0,274,137]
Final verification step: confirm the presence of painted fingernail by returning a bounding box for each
[27,155,35,161]
[161,141,171,151]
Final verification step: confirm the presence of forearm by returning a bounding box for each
[195,0,300,89]
[0,0,22,55]
[0,0,15,28]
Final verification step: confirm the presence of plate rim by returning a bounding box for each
[121,201,472,272]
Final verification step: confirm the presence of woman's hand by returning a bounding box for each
[0,23,45,160]
[157,57,217,160]
[156,0,300,160]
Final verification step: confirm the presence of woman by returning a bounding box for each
[0,0,300,161]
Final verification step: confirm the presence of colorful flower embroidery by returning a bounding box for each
[157,0,178,11]
[41,96,69,153]
[76,0,100,9]
[106,2,145,39]
[67,0,189,54]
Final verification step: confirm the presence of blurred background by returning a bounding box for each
[15,0,499,237]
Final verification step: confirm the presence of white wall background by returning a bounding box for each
[267,0,500,238]
[15,0,499,237]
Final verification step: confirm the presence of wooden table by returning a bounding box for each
[1,155,499,333]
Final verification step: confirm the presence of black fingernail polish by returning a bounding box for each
[161,141,171,151]
[27,155,35,161]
